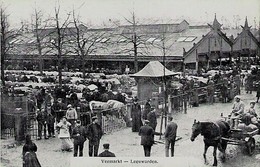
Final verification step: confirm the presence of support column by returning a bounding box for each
[206,53,210,70]
[195,49,199,75]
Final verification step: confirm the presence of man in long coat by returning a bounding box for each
[164,116,178,157]
[36,108,48,140]
[131,98,142,132]
[72,120,87,157]
[139,120,155,157]
[86,116,103,157]
[142,99,151,120]
[147,107,157,131]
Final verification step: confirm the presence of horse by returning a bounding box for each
[190,119,230,166]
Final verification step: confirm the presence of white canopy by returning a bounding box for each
[131,61,178,77]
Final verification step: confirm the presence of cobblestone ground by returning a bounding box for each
[1,89,260,167]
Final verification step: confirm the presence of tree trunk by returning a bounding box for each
[39,58,43,75]
[82,62,86,78]
[1,54,5,86]
[134,34,138,73]
[58,58,62,86]
[82,55,86,78]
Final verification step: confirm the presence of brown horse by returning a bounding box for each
[190,119,230,166]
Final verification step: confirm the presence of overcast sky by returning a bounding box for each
[2,0,260,29]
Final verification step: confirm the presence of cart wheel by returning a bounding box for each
[246,137,255,156]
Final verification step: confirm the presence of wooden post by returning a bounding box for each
[184,93,187,114]
[168,95,172,114]
[195,49,199,75]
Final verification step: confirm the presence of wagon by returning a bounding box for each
[221,128,258,155]
[221,115,259,156]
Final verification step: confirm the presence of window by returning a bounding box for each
[28,39,36,44]
[118,38,127,43]
[146,37,156,43]
[177,36,197,42]
[177,37,187,42]
[100,38,110,43]
[9,38,20,44]
[95,38,102,42]
[153,38,161,43]
[184,36,197,42]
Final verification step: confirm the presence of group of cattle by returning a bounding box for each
[89,99,130,126]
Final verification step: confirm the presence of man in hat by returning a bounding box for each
[66,104,78,136]
[53,98,67,123]
[72,120,87,157]
[231,95,245,117]
[36,108,48,140]
[143,99,151,120]
[46,105,55,138]
[86,116,103,157]
[131,97,142,132]
[98,144,116,157]
[139,120,155,157]
[230,95,245,129]
[247,101,258,117]
[147,107,157,131]
[164,116,178,157]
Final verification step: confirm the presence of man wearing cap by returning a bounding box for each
[139,120,155,157]
[66,104,78,136]
[231,95,245,117]
[53,98,67,123]
[164,116,178,157]
[147,107,157,131]
[72,120,87,157]
[98,144,116,157]
[44,89,54,109]
[86,116,103,157]
[36,108,48,140]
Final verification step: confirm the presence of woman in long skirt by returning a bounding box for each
[56,116,73,151]
[22,135,41,167]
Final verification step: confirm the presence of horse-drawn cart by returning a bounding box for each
[221,115,259,156]
[221,128,258,155]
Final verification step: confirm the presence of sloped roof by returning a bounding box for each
[232,18,260,49]
[130,61,178,77]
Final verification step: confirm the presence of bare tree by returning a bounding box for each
[119,12,147,72]
[49,5,71,86]
[1,5,22,86]
[30,8,52,75]
[71,10,109,78]
[150,29,175,136]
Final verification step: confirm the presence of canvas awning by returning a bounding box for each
[130,61,178,77]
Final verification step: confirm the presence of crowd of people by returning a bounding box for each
[4,66,260,167]
[167,67,260,111]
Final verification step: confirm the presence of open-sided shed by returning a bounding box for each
[131,61,178,102]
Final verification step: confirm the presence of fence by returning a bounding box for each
[1,95,29,140]
[1,113,16,139]
[91,105,128,134]
[168,81,240,114]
